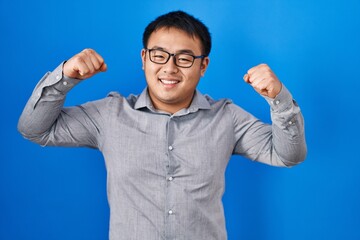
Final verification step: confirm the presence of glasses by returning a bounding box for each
[146,48,206,68]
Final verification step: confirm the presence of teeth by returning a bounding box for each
[160,79,179,85]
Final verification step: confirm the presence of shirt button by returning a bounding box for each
[168,210,174,215]
[275,100,280,105]
[56,75,61,80]
[289,120,293,125]
[62,81,68,86]
[168,146,173,151]
[168,176,174,181]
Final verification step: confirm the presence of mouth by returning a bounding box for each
[159,78,181,87]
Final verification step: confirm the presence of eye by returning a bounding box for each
[151,50,168,62]
[153,54,165,59]
[177,54,193,63]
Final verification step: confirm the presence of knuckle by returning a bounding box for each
[258,64,270,72]
[82,48,94,55]
[74,55,85,64]
[76,53,85,60]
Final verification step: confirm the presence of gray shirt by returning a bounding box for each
[18,63,307,240]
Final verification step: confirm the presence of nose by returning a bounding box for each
[163,55,179,74]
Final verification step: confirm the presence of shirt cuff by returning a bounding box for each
[53,73,82,94]
[263,84,294,113]
[30,62,82,109]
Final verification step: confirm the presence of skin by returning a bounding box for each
[63,48,107,79]
[63,29,282,113]
[140,27,210,114]
[243,64,282,99]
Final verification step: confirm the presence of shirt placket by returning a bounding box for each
[164,115,177,239]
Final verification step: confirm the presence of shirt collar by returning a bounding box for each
[134,88,211,113]
[134,88,154,111]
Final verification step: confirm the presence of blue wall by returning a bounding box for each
[1,0,360,239]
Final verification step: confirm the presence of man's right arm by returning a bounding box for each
[18,62,80,143]
[18,49,107,146]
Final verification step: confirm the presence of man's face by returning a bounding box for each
[141,27,209,113]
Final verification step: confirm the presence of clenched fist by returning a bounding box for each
[243,64,282,99]
[63,49,107,80]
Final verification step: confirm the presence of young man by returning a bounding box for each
[18,11,307,240]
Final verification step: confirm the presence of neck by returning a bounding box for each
[152,100,191,114]
[149,92,195,114]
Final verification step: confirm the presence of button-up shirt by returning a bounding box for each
[18,63,307,240]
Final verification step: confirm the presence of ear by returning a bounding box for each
[200,57,210,77]
[141,49,146,70]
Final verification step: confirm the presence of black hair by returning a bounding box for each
[142,10,211,56]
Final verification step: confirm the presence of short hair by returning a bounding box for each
[142,10,212,56]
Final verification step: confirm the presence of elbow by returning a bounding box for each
[281,142,307,167]
[17,117,28,136]
[17,116,30,138]
[17,117,49,146]
[17,115,35,139]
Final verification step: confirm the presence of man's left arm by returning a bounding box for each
[241,64,307,166]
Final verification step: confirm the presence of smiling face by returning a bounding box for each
[141,27,210,114]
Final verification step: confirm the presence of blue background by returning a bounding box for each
[1,0,360,239]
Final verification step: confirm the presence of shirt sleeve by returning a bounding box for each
[230,84,307,167]
[17,63,106,149]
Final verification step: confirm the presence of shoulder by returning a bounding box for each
[104,91,144,111]
[79,91,138,111]
[203,94,239,113]
[106,91,138,102]
[204,94,257,123]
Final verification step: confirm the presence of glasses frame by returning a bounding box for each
[145,48,206,68]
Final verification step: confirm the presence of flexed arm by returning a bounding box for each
[233,63,307,166]
[18,49,108,148]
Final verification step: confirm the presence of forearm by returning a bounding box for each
[263,85,307,166]
[232,85,307,167]
[18,63,81,144]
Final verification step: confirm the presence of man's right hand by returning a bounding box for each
[63,49,107,80]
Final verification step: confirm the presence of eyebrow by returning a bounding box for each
[150,46,196,55]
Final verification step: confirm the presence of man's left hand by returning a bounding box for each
[243,64,282,99]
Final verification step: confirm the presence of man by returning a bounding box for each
[18,10,307,240]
